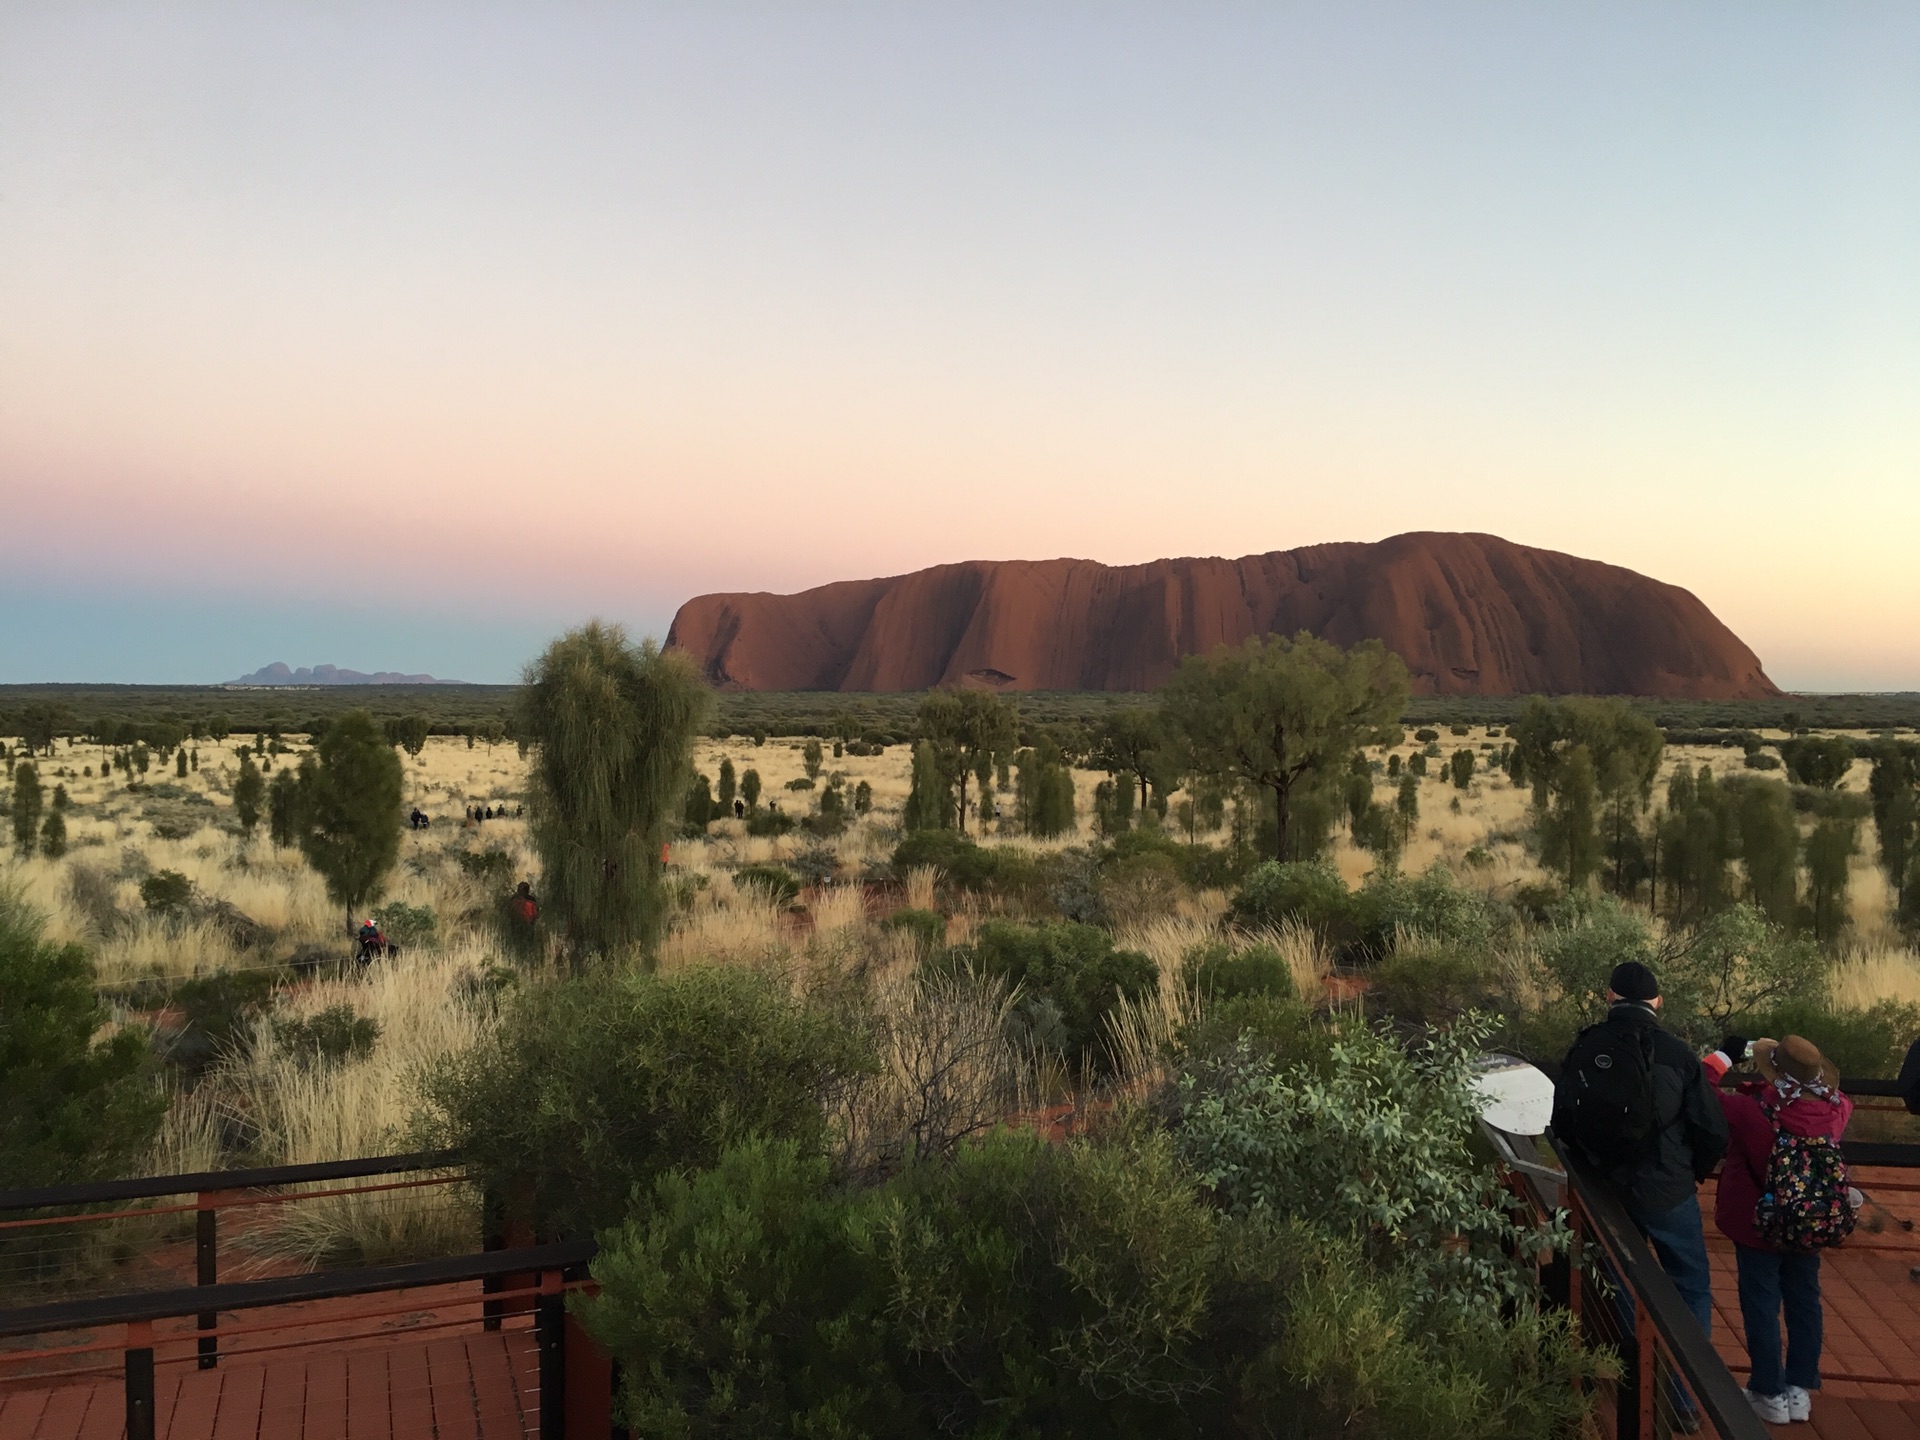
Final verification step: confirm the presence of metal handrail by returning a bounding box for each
[0,1238,594,1340]
[1553,1138,1772,1440]
[0,1148,466,1211]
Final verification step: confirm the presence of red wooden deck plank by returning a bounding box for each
[22,1388,86,1440]
[303,1351,348,1440]
[258,1359,307,1440]
[210,1362,264,1440]
[425,1338,481,1440]
[1849,1397,1920,1440]
[345,1347,391,1440]
[164,1366,222,1440]
[70,1379,117,1440]
[387,1337,435,1440]
[0,1391,51,1440]
[463,1334,527,1439]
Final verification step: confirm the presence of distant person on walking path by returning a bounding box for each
[1703,1035,1854,1426]
[1552,962,1730,1338]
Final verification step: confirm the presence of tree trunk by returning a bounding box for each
[1272,780,1290,862]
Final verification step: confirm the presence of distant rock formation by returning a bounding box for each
[667,532,1779,699]
[228,662,461,686]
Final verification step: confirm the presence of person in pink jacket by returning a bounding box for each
[1701,1035,1853,1427]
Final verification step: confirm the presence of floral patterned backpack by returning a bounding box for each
[1754,1111,1855,1252]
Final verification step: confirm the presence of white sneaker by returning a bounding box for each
[1745,1389,1790,1424]
[1785,1386,1811,1422]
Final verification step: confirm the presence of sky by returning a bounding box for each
[2,3,1917,689]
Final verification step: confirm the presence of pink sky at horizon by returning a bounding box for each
[3,4,1917,689]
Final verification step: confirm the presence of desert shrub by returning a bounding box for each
[1533,892,1654,1006]
[1176,991,1320,1069]
[1744,752,1782,771]
[1097,847,1186,927]
[423,965,876,1236]
[1176,1014,1561,1322]
[0,893,166,1191]
[881,907,946,955]
[1228,860,1355,943]
[1181,940,1296,1003]
[1352,863,1502,956]
[1728,998,1920,1080]
[164,969,280,1076]
[1413,728,1440,744]
[1368,941,1504,1030]
[889,831,1045,898]
[587,1084,1596,1440]
[371,902,437,949]
[1229,861,1497,963]
[746,809,795,837]
[455,848,514,884]
[734,863,800,905]
[270,1003,381,1067]
[139,869,194,916]
[938,920,1155,1076]
[784,776,815,791]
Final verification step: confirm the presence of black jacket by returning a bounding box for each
[1560,1001,1729,1218]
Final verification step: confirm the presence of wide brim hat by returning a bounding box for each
[1752,1035,1838,1090]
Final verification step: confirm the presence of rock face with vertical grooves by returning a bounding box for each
[665,532,1779,698]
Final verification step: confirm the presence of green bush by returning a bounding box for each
[734,863,800,904]
[890,830,1047,899]
[0,893,166,1191]
[881,906,946,955]
[939,920,1156,1076]
[1229,861,1498,963]
[164,969,280,1076]
[1369,941,1504,1030]
[271,1003,381,1066]
[1413,728,1440,743]
[1743,752,1782,771]
[1181,940,1295,1002]
[1228,860,1354,941]
[1728,998,1920,1080]
[139,869,193,916]
[371,902,437,948]
[586,1102,1596,1440]
[455,848,514,884]
[422,966,875,1236]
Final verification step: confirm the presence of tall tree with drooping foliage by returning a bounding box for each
[717,757,738,814]
[1803,816,1857,942]
[1092,707,1167,815]
[915,690,1017,835]
[1868,744,1918,924]
[1511,697,1663,894]
[1014,736,1077,839]
[1159,632,1408,863]
[296,710,406,931]
[519,623,712,970]
[232,754,266,838]
[10,763,42,855]
[902,739,953,832]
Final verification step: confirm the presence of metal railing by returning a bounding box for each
[1483,1070,1920,1440]
[0,1240,599,1440]
[0,1150,475,1354]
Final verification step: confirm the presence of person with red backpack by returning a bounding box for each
[510,881,539,928]
[1702,1034,1854,1426]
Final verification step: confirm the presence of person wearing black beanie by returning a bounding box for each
[1552,955,1730,1399]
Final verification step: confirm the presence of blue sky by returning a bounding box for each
[2,3,1916,687]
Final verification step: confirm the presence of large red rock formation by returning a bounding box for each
[666,532,1778,698]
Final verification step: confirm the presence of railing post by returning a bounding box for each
[1634,1306,1655,1440]
[537,1269,566,1440]
[196,1189,224,1369]
[126,1320,156,1440]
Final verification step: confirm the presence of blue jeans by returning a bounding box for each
[1632,1192,1715,1338]
[1734,1244,1822,1397]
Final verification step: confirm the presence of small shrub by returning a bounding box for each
[1181,941,1295,1003]
[371,902,437,948]
[882,907,947,955]
[271,1003,381,1066]
[784,776,815,791]
[424,966,875,1236]
[164,969,280,1076]
[456,848,514,884]
[1743,752,1782,771]
[1413,728,1440,744]
[139,870,194,916]
[735,863,800,905]
[938,919,1155,1076]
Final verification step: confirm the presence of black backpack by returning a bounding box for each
[1556,1018,1659,1169]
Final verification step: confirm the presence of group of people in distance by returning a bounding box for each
[1551,961,1920,1428]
